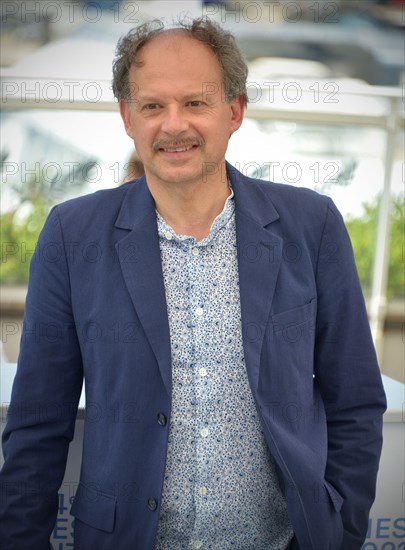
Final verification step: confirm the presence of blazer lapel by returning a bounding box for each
[114,178,171,395]
[228,164,283,395]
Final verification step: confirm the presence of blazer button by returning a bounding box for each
[147,497,157,511]
[157,412,167,426]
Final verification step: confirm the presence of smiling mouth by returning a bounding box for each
[160,145,197,153]
[153,137,205,153]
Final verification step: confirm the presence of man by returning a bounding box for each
[0,18,386,550]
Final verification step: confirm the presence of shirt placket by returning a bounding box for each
[187,240,214,550]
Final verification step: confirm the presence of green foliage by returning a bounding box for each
[0,199,49,283]
[346,195,404,299]
[345,201,377,295]
[386,197,404,299]
[1,152,96,283]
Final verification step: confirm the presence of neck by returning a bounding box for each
[146,165,230,240]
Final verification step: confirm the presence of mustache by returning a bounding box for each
[152,136,205,151]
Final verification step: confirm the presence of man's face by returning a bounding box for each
[120,31,244,187]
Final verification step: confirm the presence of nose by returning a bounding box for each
[161,105,189,135]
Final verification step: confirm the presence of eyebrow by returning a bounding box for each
[136,92,205,103]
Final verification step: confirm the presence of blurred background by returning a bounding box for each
[1,0,404,381]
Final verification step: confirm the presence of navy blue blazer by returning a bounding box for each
[0,163,386,549]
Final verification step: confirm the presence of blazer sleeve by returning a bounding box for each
[314,198,387,549]
[0,206,83,550]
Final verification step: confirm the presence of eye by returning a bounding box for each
[188,101,203,107]
[144,103,160,110]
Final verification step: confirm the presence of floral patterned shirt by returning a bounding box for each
[155,189,294,550]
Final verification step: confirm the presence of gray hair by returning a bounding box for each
[112,18,248,106]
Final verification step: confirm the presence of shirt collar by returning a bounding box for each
[156,186,235,246]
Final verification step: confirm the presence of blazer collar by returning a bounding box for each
[114,175,153,231]
[226,162,280,228]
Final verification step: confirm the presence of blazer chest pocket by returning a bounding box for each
[70,483,116,533]
[267,299,317,382]
[271,298,316,343]
[259,299,317,395]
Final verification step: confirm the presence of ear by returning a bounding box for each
[119,99,134,139]
[229,95,245,134]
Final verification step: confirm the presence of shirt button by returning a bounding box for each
[200,428,209,438]
[191,247,199,256]
[193,541,203,549]
[195,307,203,316]
[198,486,207,496]
[164,232,172,240]
[147,497,157,511]
[198,367,207,377]
[157,413,167,426]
